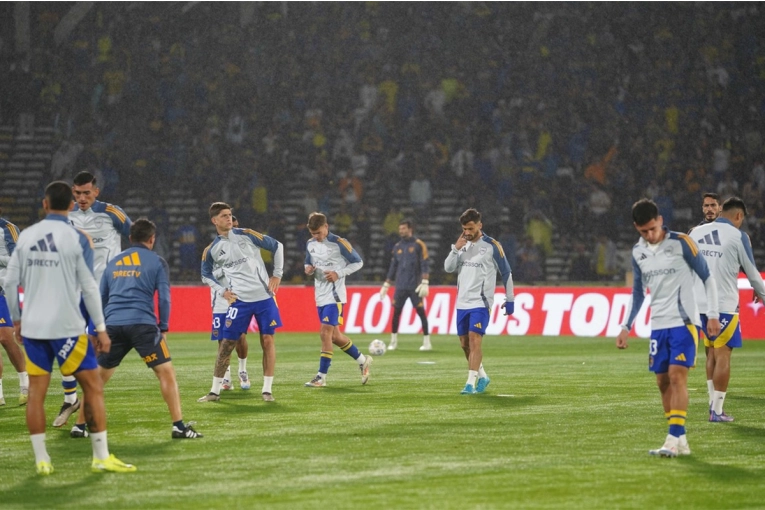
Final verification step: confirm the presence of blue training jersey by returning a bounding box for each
[100,244,171,331]
[386,236,430,290]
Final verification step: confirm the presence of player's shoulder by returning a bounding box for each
[235,227,266,241]
[202,237,223,257]
[95,200,129,221]
[327,233,353,251]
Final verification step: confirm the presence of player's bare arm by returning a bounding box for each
[616,329,629,349]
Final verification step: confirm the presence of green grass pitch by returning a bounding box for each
[1,334,765,509]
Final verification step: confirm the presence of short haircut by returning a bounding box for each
[702,192,720,204]
[399,219,413,230]
[722,196,747,216]
[632,198,659,226]
[231,215,238,223]
[130,218,156,243]
[46,181,74,210]
[73,171,97,187]
[459,208,481,225]
[209,202,231,218]
[307,212,327,231]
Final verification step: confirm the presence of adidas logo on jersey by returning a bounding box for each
[674,353,687,362]
[639,253,647,260]
[116,252,141,266]
[29,233,58,252]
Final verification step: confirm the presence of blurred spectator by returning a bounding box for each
[382,206,404,237]
[333,203,353,237]
[568,243,594,281]
[497,223,518,272]
[515,236,544,283]
[716,172,739,201]
[525,209,553,257]
[408,170,432,223]
[175,217,202,282]
[593,234,618,281]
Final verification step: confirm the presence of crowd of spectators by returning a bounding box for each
[1,3,765,282]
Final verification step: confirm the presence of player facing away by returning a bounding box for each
[4,181,136,474]
[0,211,29,406]
[54,171,132,428]
[690,197,765,422]
[70,219,201,439]
[379,219,432,351]
[199,202,283,402]
[304,212,372,387]
[210,216,249,391]
[617,198,721,458]
[444,208,514,395]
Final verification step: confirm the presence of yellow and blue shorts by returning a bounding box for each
[0,291,13,328]
[648,324,698,374]
[700,313,742,349]
[24,335,98,376]
[222,297,282,338]
[456,307,490,336]
[317,303,344,327]
[211,312,226,341]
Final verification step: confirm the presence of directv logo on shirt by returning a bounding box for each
[27,259,60,267]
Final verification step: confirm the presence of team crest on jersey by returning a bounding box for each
[238,240,248,250]
[212,329,219,338]
[479,247,487,255]
[94,217,105,228]
[649,355,654,368]
[664,247,674,255]
[225,319,232,328]
[397,249,403,254]
[408,246,415,253]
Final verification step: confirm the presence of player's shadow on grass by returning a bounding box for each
[467,395,540,408]
[679,456,765,480]
[730,424,765,439]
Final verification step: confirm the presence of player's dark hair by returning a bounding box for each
[459,208,481,225]
[232,215,238,223]
[45,181,74,210]
[722,196,747,216]
[209,202,231,218]
[130,218,156,243]
[399,219,413,230]
[307,212,327,230]
[632,198,659,226]
[702,192,720,204]
[73,171,97,187]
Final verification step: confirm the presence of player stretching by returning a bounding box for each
[210,216,249,391]
[304,212,371,387]
[690,197,765,422]
[70,219,201,439]
[617,199,720,457]
[199,202,283,402]
[379,219,432,351]
[56,171,131,431]
[5,181,135,474]
[444,208,514,395]
[0,211,28,406]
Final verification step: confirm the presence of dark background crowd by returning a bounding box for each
[1,2,764,284]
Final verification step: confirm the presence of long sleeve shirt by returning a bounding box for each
[444,233,514,310]
[69,200,132,283]
[305,233,363,306]
[386,236,430,290]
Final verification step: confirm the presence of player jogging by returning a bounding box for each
[690,197,765,422]
[617,198,721,458]
[444,208,514,395]
[303,212,372,387]
[379,219,432,351]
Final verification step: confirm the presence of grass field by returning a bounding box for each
[1,333,765,509]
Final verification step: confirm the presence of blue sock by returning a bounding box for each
[319,352,332,374]
[340,340,361,360]
[173,420,185,430]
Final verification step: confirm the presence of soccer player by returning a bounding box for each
[698,192,721,226]
[378,220,432,351]
[53,171,132,429]
[303,212,372,387]
[199,202,283,402]
[0,211,29,406]
[444,208,514,395]
[690,197,765,422]
[4,181,136,475]
[70,219,202,439]
[616,198,721,458]
[210,216,249,391]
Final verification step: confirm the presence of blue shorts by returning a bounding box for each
[700,313,742,349]
[456,308,490,336]
[0,292,12,328]
[222,298,282,338]
[317,303,344,327]
[648,325,698,374]
[211,312,226,341]
[23,335,99,376]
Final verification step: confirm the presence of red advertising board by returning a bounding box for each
[170,283,765,339]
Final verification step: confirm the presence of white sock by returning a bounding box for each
[211,377,223,395]
[478,363,487,379]
[357,353,366,365]
[467,370,478,386]
[90,431,109,460]
[706,380,715,406]
[712,390,727,414]
[0,380,4,399]
[262,376,273,393]
[390,333,398,344]
[30,433,50,463]
[19,371,29,388]
[224,365,231,382]
[423,335,431,346]
[665,433,679,444]
[238,357,247,373]
[678,434,689,445]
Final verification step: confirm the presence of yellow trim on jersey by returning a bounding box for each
[25,352,49,376]
[201,243,212,261]
[6,223,19,242]
[416,239,429,260]
[337,237,353,253]
[677,233,698,257]
[712,314,739,349]
[60,335,90,376]
[337,303,344,325]
[105,204,127,223]
[491,239,506,259]
[244,228,264,240]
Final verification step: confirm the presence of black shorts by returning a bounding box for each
[98,324,171,369]
[392,289,424,309]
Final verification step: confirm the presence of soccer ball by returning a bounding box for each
[369,339,386,356]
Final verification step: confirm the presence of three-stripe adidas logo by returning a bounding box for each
[29,233,58,252]
[473,322,482,329]
[269,320,277,326]
[674,353,687,362]
[639,253,647,261]
[113,252,142,278]
[116,252,142,266]
[696,230,721,246]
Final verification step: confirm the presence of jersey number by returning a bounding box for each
[226,308,238,320]
[649,339,658,356]
[213,317,221,329]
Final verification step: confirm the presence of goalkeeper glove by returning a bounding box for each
[378,282,390,300]
[502,301,514,316]
[415,279,429,298]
